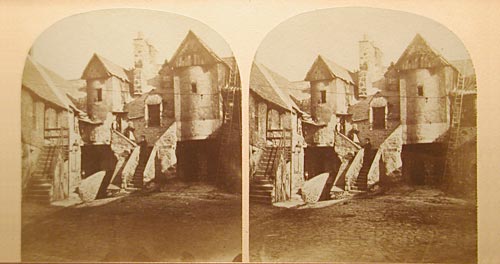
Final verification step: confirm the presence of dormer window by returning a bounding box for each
[417,84,424,96]
[191,81,197,93]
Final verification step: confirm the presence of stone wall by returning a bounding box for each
[399,66,456,144]
[332,131,361,191]
[110,130,137,187]
[344,148,364,191]
[143,122,177,183]
[21,89,46,189]
[121,146,140,188]
[249,95,268,148]
[309,79,337,146]
[379,125,403,183]
[174,65,222,141]
[367,150,382,186]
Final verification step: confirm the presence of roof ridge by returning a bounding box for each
[28,56,73,109]
[317,55,354,84]
[169,30,229,68]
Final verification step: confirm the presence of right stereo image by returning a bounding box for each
[249,7,477,263]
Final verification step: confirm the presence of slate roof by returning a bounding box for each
[81,53,130,82]
[348,94,375,122]
[320,56,355,84]
[250,62,301,112]
[22,56,75,110]
[40,65,87,103]
[124,92,150,119]
[289,81,311,101]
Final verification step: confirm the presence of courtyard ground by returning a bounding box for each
[22,180,242,262]
[250,185,477,263]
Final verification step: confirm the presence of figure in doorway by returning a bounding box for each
[363,138,373,159]
[123,121,136,142]
[347,124,360,144]
[139,135,149,162]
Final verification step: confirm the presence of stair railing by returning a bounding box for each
[270,128,293,202]
[366,148,382,187]
[143,145,159,184]
[50,127,69,200]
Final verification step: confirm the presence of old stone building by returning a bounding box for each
[168,30,240,184]
[303,55,357,147]
[395,34,460,184]
[358,34,385,97]
[132,31,161,96]
[249,62,306,203]
[80,53,133,145]
[301,55,358,190]
[22,55,84,203]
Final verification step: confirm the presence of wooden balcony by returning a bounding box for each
[44,127,69,139]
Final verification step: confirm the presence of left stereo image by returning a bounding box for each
[21,8,242,262]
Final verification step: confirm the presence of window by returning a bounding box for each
[417,84,424,96]
[320,90,326,103]
[191,81,197,93]
[96,88,103,102]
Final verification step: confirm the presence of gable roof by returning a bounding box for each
[40,65,87,102]
[251,62,302,112]
[395,34,456,71]
[81,53,130,82]
[305,55,355,84]
[22,56,75,110]
[170,30,229,68]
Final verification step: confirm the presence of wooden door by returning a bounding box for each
[148,104,161,127]
[373,107,385,129]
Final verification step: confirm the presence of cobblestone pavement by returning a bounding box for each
[22,181,242,262]
[250,186,477,263]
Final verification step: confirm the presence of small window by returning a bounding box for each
[96,88,102,102]
[191,82,197,93]
[417,85,424,96]
[320,90,326,103]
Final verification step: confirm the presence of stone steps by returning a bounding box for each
[352,152,376,191]
[250,146,278,204]
[249,194,273,205]
[24,146,57,204]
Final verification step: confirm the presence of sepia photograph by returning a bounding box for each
[21,8,242,262]
[249,7,477,263]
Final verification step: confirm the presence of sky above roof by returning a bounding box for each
[255,7,471,81]
[31,9,233,80]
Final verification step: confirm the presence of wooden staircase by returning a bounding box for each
[250,146,279,204]
[443,71,467,185]
[215,67,240,184]
[23,146,58,204]
[351,151,376,191]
